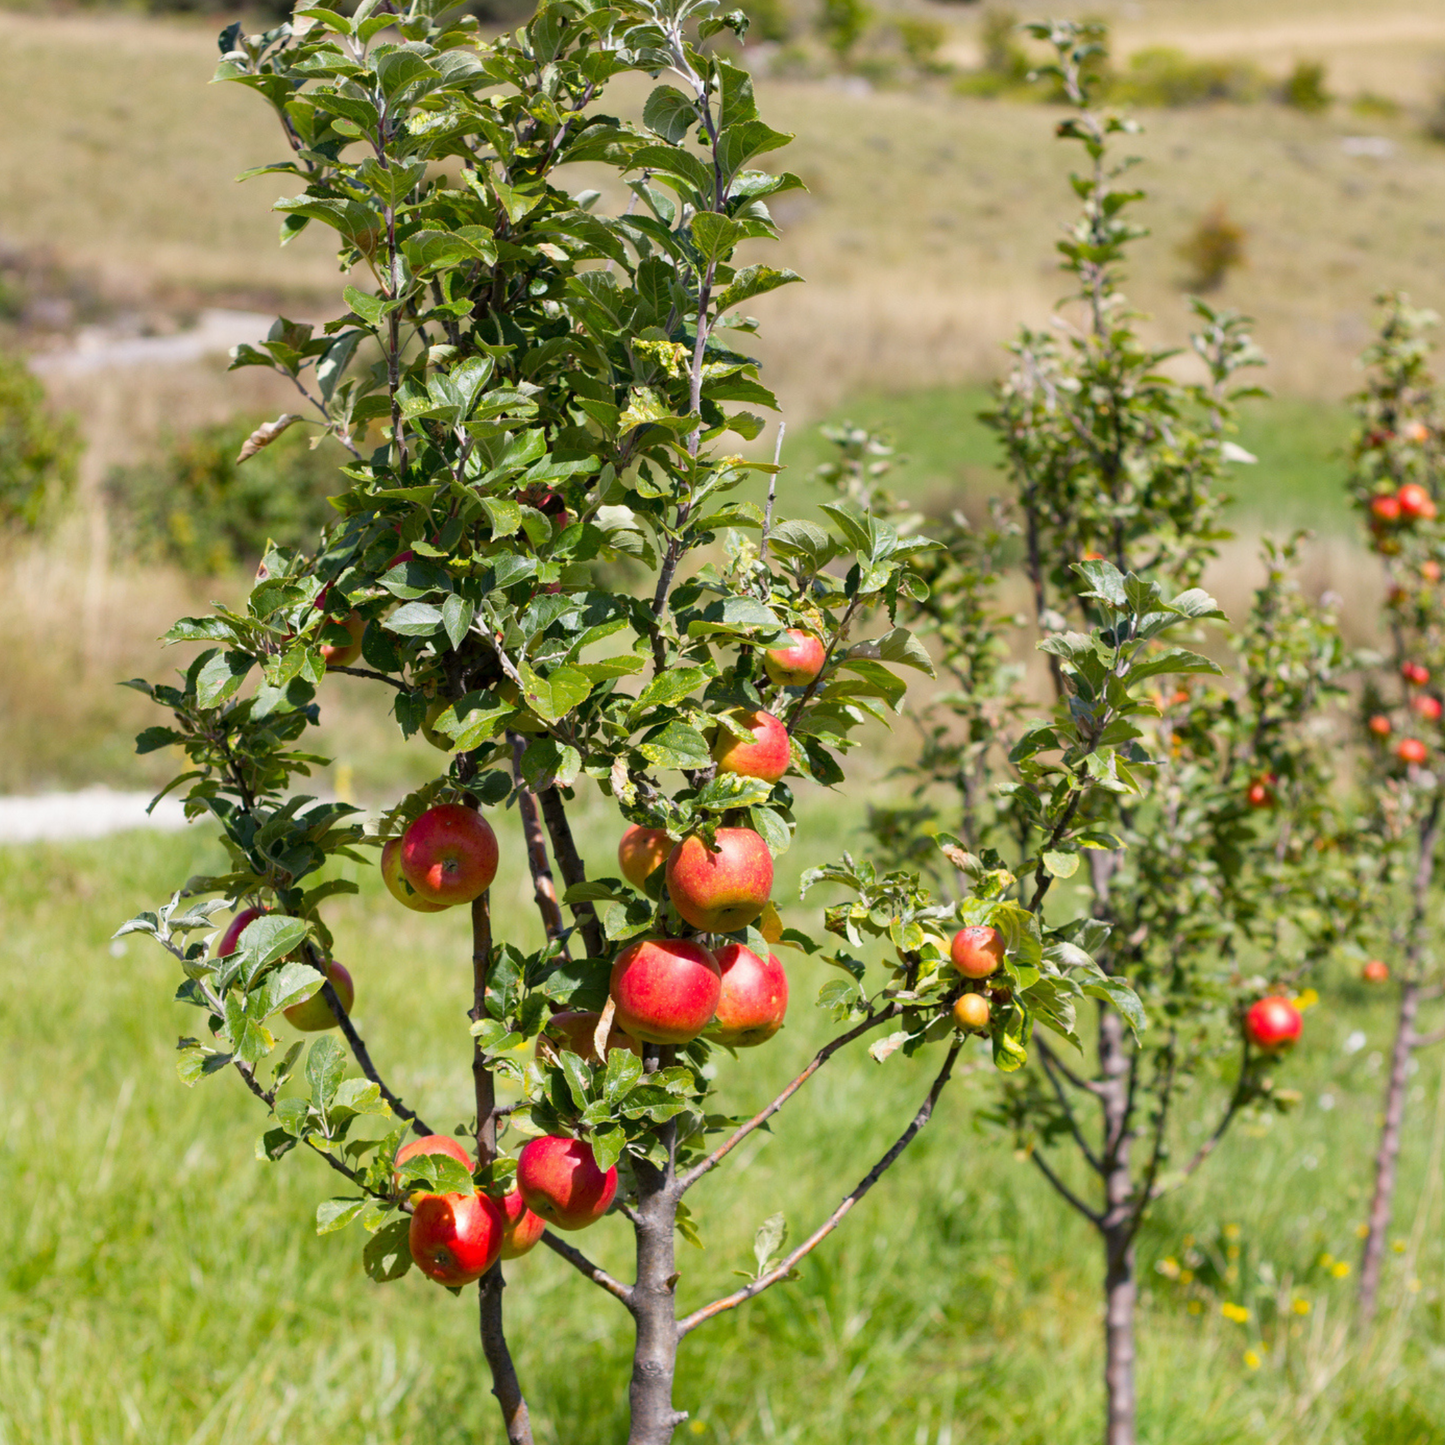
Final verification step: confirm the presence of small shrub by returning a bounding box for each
[743,0,794,44]
[897,16,948,72]
[0,350,79,532]
[1176,203,1247,292]
[106,417,343,575]
[1281,60,1330,114]
[816,0,871,59]
[980,5,1030,82]
[1115,46,1264,107]
[1351,91,1401,120]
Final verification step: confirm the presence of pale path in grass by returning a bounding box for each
[27,309,280,379]
[0,787,190,844]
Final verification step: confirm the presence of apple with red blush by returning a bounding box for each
[516,1135,617,1231]
[710,943,788,1047]
[709,707,791,784]
[609,937,721,1044]
[763,629,826,687]
[665,828,774,933]
[400,803,499,905]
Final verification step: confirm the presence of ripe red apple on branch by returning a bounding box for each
[1245,775,1277,809]
[216,905,268,957]
[1368,714,1393,738]
[665,828,774,932]
[409,1190,506,1286]
[1371,494,1402,524]
[1397,482,1437,521]
[762,628,827,686]
[1397,737,1429,765]
[541,1009,643,1063]
[1412,694,1442,722]
[709,707,791,784]
[950,925,1006,980]
[400,803,499,904]
[1244,996,1303,1051]
[498,1187,546,1260]
[617,825,671,888]
[1403,661,1430,687]
[1362,959,1390,984]
[952,993,991,1032]
[394,1134,473,1189]
[609,938,722,1045]
[516,1136,617,1231]
[319,610,365,669]
[710,944,788,1047]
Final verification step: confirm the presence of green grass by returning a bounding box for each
[5,820,1445,1444]
[779,387,1356,533]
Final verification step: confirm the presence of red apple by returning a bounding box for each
[709,707,791,784]
[409,1190,505,1286]
[763,629,827,687]
[516,1135,617,1231]
[1246,777,1276,810]
[1423,560,1441,583]
[1403,661,1430,686]
[1362,959,1390,984]
[1398,483,1437,521]
[1368,714,1392,738]
[400,804,499,904]
[711,943,788,1047]
[498,1186,547,1259]
[283,958,354,1032]
[216,905,268,958]
[1371,494,1402,524]
[950,925,1006,980]
[1413,694,1442,722]
[382,837,451,913]
[1244,996,1302,1051]
[610,937,722,1044]
[1397,737,1429,765]
[953,993,991,1032]
[665,828,774,933]
[617,825,671,888]
[394,1134,473,1189]
[540,1009,642,1063]
[320,610,365,669]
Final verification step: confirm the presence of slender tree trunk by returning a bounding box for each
[628,1047,686,1445]
[1097,983,1136,1445]
[471,891,534,1445]
[1359,979,1420,1327]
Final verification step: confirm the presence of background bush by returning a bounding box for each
[0,350,79,533]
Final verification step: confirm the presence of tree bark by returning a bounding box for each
[627,1047,686,1445]
[1098,994,1136,1445]
[470,891,534,1445]
[1358,978,1420,1327]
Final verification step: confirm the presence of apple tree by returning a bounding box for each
[1345,291,1445,1327]
[113,5,1221,1441]
[859,25,1356,1445]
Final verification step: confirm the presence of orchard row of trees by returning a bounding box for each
[114,7,1445,1445]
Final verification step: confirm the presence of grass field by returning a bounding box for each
[4,807,1445,1444]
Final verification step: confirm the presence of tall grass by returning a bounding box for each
[3,814,1445,1443]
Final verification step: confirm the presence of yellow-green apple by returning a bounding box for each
[665,828,774,932]
[617,825,671,888]
[1244,996,1302,1051]
[320,610,365,669]
[709,707,791,784]
[498,1186,546,1260]
[421,696,454,752]
[394,1133,473,1189]
[409,1190,505,1285]
[283,958,354,1031]
[710,943,788,1047]
[609,938,722,1044]
[953,993,991,1032]
[381,838,450,913]
[539,1009,642,1064]
[763,629,826,686]
[516,1135,617,1231]
[950,925,1005,980]
[400,803,499,904]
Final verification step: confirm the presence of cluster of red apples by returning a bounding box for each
[1365,659,1441,769]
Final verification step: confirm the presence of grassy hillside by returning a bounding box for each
[3,819,1444,1444]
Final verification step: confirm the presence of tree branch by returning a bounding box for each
[1037,1042,1104,1174]
[509,732,568,948]
[540,1229,636,1308]
[1027,1144,1103,1227]
[1036,1037,1107,1096]
[675,1004,902,1196]
[677,1040,963,1337]
[1166,1039,1252,1192]
[537,786,606,958]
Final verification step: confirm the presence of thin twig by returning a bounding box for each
[677,1040,963,1336]
[676,1004,902,1196]
[1038,1044,1104,1174]
[1028,1144,1103,1226]
[509,732,568,948]
[540,1230,636,1308]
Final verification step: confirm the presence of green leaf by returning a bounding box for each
[317,1198,368,1235]
[385,602,445,637]
[639,720,711,770]
[195,650,255,709]
[692,212,745,264]
[642,85,697,143]
[752,1211,787,1275]
[630,666,711,717]
[363,1218,413,1282]
[517,663,592,723]
[1041,850,1080,880]
[520,737,583,791]
[307,1035,346,1110]
[715,265,803,315]
[250,961,324,1019]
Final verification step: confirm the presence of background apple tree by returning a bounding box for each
[117,4,1223,1442]
[860,26,1356,1445]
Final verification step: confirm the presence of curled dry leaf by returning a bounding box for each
[236,413,301,463]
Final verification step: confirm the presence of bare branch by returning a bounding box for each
[509,732,568,947]
[676,1004,902,1196]
[327,664,407,691]
[1036,1038,1107,1096]
[1028,1144,1103,1227]
[1124,1038,1177,1247]
[540,1230,636,1309]
[537,786,606,958]
[1037,1043,1104,1174]
[1411,1024,1445,1050]
[677,1040,963,1337]
[1166,1039,1252,1192]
